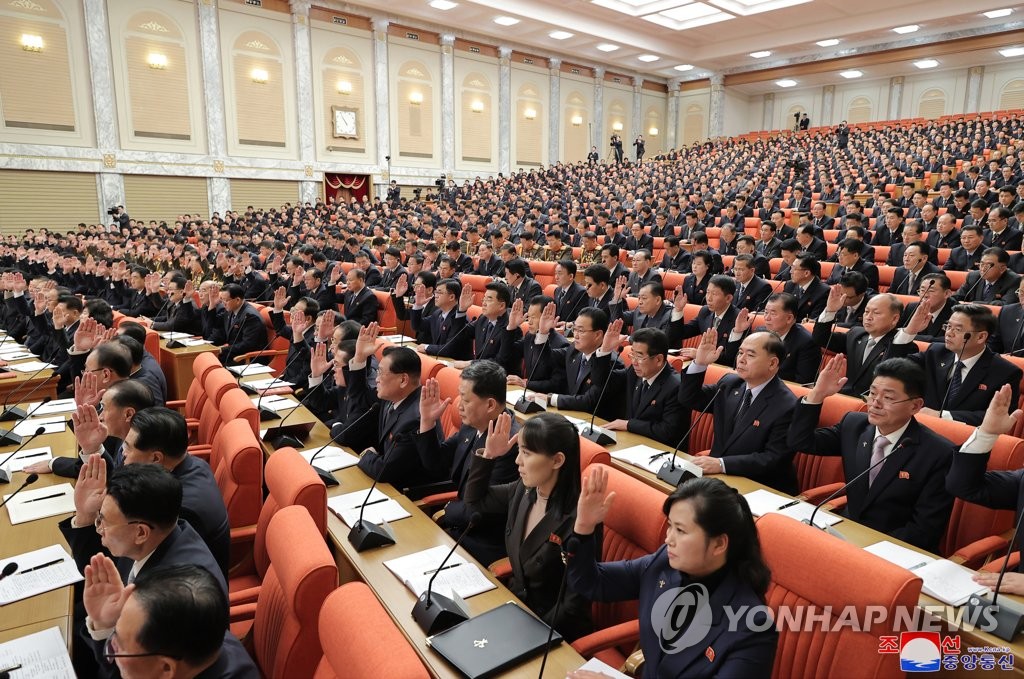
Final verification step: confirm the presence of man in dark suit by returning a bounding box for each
[830,271,873,329]
[985,207,1023,251]
[795,225,828,261]
[505,296,567,394]
[927,214,962,251]
[890,243,941,296]
[726,293,820,385]
[681,329,799,493]
[872,208,906,247]
[553,260,588,324]
[600,244,631,282]
[659,236,690,272]
[991,277,1024,353]
[589,325,688,448]
[416,360,520,564]
[454,281,517,375]
[789,356,955,552]
[955,247,1020,306]
[375,246,408,290]
[207,283,268,365]
[340,267,381,325]
[505,258,541,306]
[445,242,474,274]
[784,254,830,321]
[789,186,810,213]
[474,242,506,277]
[756,222,783,259]
[150,274,203,336]
[412,278,472,359]
[900,273,957,343]
[269,290,317,391]
[393,271,435,343]
[625,250,663,296]
[622,222,654,253]
[809,201,835,232]
[898,303,1021,426]
[827,239,879,291]
[582,264,615,314]
[812,291,916,397]
[668,274,739,359]
[115,266,162,317]
[608,280,675,340]
[289,268,336,313]
[943,225,985,272]
[730,254,772,312]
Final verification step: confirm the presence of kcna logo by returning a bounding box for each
[651,583,713,654]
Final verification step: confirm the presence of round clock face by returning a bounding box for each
[335,110,357,137]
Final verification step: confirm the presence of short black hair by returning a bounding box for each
[381,346,422,381]
[115,335,145,366]
[631,328,669,358]
[118,321,147,346]
[106,379,155,412]
[873,358,926,400]
[577,307,609,333]
[951,303,997,337]
[106,463,181,530]
[485,282,512,307]
[583,264,610,285]
[709,274,736,297]
[461,360,506,403]
[130,407,188,460]
[94,342,132,377]
[505,259,528,278]
[223,283,245,300]
[795,254,820,277]
[766,292,797,315]
[838,270,868,295]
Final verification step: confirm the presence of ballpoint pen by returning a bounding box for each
[17,451,49,459]
[19,558,63,574]
[22,492,66,503]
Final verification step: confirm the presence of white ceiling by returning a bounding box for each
[326,0,1024,84]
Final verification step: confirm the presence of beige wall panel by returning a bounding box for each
[0,170,98,235]
[123,175,208,225]
[125,37,191,139]
[311,26,374,163]
[0,19,74,130]
[229,179,300,211]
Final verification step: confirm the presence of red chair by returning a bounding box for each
[373,290,399,333]
[211,419,263,565]
[166,352,221,436]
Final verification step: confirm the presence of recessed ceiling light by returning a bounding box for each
[596,43,620,52]
[493,15,519,25]
[750,51,771,58]
[429,0,457,9]
[1000,47,1024,57]
[674,64,695,71]
[839,69,862,79]
[914,59,939,68]
[892,24,919,34]
[638,54,660,62]
[776,79,797,87]
[983,8,1012,18]
[549,30,573,40]
[816,38,839,47]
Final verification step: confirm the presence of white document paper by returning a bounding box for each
[384,545,497,600]
[0,626,75,678]
[245,377,295,390]
[0,545,83,606]
[743,489,797,516]
[611,444,689,475]
[249,395,298,413]
[159,331,192,340]
[4,483,76,525]
[9,361,56,373]
[228,364,275,376]
[864,541,935,572]
[0,446,53,475]
[575,658,631,679]
[12,417,66,437]
[179,338,212,347]
[772,500,843,527]
[915,560,989,606]
[24,399,77,416]
[299,446,359,472]
[381,334,417,345]
[0,351,37,362]
[328,488,411,527]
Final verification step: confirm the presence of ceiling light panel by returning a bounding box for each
[892,24,919,33]
[549,30,573,39]
[493,16,520,25]
[592,0,694,17]
[674,64,695,71]
[1000,47,1024,57]
[983,8,1012,18]
[428,0,457,9]
[708,0,810,16]
[776,79,797,87]
[839,69,862,78]
[750,50,771,58]
[638,54,660,61]
[816,38,839,47]
[913,59,938,68]
[596,43,620,51]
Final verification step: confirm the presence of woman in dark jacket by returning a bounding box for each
[465,411,594,642]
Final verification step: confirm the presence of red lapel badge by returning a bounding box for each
[548,533,562,546]
[752,419,760,427]
[899,471,910,480]
[978,384,988,391]
[705,647,715,662]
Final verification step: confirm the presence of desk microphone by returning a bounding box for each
[957,272,985,303]
[309,403,380,487]
[0,472,38,508]
[411,512,480,634]
[536,544,573,679]
[0,562,17,581]
[654,382,723,486]
[581,353,616,446]
[963,492,1024,641]
[150,293,172,327]
[347,410,400,553]
[266,380,324,449]
[937,334,971,415]
[429,317,474,359]
[805,439,907,534]
[256,345,308,421]
[514,334,549,414]
[0,426,47,483]
[0,361,54,422]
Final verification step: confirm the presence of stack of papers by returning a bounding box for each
[865,541,988,606]
[12,416,66,436]
[381,334,417,344]
[0,545,83,605]
[0,350,36,362]
[0,626,75,678]
[743,489,843,528]
[9,361,55,373]
[246,377,295,390]
[160,331,192,340]
[575,659,631,679]
[299,445,359,472]
[327,487,411,528]
[0,446,52,475]
[228,364,275,376]
[178,338,212,347]
[250,395,298,413]
[610,444,700,476]
[24,398,77,416]
[4,483,75,525]
[384,545,497,600]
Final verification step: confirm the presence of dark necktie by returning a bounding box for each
[983,282,994,301]
[947,361,965,405]
[735,389,753,422]
[577,356,588,387]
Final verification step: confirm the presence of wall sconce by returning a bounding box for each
[471,100,484,113]
[571,115,583,127]
[612,121,623,131]
[148,53,167,70]
[337,80,353,94]
[410,91,423,105]
[21,34,43,52]
[648,127,658,136]
[251,68,269,84]
[524,108,537,120]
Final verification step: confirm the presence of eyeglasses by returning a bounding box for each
[103,632,181,664]
[864,392,916,406]
[94,514,153,533]
[941,323,972,335]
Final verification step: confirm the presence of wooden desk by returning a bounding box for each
[294,422,586,678]
[158,340,219,401]
[0,361,58,405]
[0,425,77,636]
[0,616,71,647]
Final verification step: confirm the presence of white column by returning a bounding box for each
[83,0,123,221]
[888,76,905,120]
[709,73,725,138]
[631,77,643,143]
[439,34,456,177]
[821,86,835,127]
[547,58,561,164]
[965,66,985,114]
[762,92,775,131]
[498,46,512,175]
[196,0,231,214]
[592,67,605,153]
[372,17,391,194]
[665,79,678,151]
[290,1,318,204]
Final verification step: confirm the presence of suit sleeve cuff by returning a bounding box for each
[894,329,916,344]
[961,429,998,454]
[85,616,114,641]
[348,359,367,371]
[595,349,612,358]
[686,362,708,374]
[817,310,837,322]
[549,395,559,408]
[718,458,726,474]
[671,310,684,321]
[308,374,324,387]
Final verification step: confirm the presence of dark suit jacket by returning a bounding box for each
[397,297,434,343]
[567,537,777,679]
[208,304,268,364]
[152,300,203,336]
[516,329,569,392]
[680,372,798,493]
[682,273,710,307]
[943,247,983,272]
[468,312,518,375]
[787,408,955,551]
[900,300,955,344]
[116,289,162,318]
[510,278,543,306]
[133,353,168,406]
[270,313,314,390]
[727,323,820,386]
[464,457,593,642]
[985,227,1024,251]
[659,249,690,272]
[410,306,471,359]
[669,306,738,359]
[906,345,1022,425]
[927,229,962,251]
[626,269,662,296]
[812,324,917,397]
[890,262,941,296]
[609,302,674,339]
[956,270,1020,305]
[733,277,772,312]
[554,282,588,324]
[947,451,1024,573]
[173,454,231,578]
[475,256,506,277]
[589,354,688,447]
[756,238,782,260]
[785,278,830,321]
[340,286,380,325]
[801,238,828,261]
[827,258,879,291]
[550,346,620,420]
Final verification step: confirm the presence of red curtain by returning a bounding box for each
[325,173,370,205]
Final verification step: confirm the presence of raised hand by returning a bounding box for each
[291,267,304,287]
[315,310,335,342]
[808,354,848,403]
[903,300,932,336]
[71,404,108,454]
[600,318,624,354]
[83,554,133,631]
[673,288,688,314]
[824,283,847,314]
[979,383,1023,437]
[459,283,474,312]
[74,370,103,408]
[574,465,616,535]
[310,341,333,379]
[481,412,517,460]
[418,377,452,432]
[538,302,558,335]
[394,273,409,298]
[290,309,311,338]
[414,281,431,307]
[183,279,196,299]
[73,453,107,525]
[273,286,287,311]
[613,275,628,303]
[507,298,525,331]
[694,327,724,366]
[733,308,752,335]
[354,322,380,363]
[73,316,98,352]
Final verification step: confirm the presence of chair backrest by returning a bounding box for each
[434,365,462,406]
[186,353,222,419]
[759,514,923,679]
[211,418,263,530]
[687,364,734,454]
[373,290,399,331]
[578,436,611,469]
[203,367,238,408]
[314,582,430,679]
[253,505,338,679]
[591,464,669,630]
[254,449,328,579]
[417,353,446,383]
[217,387,260,438]
[143,327,160,358]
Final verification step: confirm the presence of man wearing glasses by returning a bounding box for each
[83,562,256,678]
[954,247,1020,305]
[789,356,955,552]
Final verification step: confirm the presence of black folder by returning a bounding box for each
[426,601,563,678]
